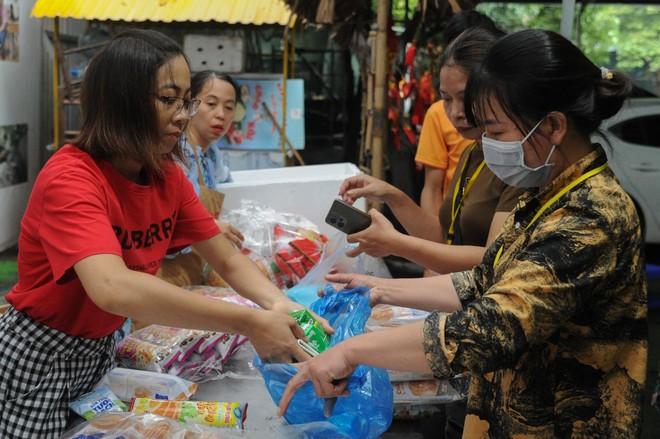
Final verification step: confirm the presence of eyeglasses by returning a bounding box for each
[151,94,201,117]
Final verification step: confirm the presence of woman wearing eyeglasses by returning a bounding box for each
[0,29,330,438]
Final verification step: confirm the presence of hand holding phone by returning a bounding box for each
[325,199,371,234]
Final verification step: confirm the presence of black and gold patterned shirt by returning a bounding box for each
[422,146,648,438]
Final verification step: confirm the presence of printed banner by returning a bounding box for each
[1,0,19,63]
[216,78,304,151]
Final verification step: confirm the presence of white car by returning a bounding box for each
[593,97,660,245]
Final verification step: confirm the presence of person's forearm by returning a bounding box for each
[214,250,287,308]
[419,185,442,219]
[341,322,433,374]
[84,262,262,336]
[195,235,288,310]
[386,192,443,241]
[377,275,461,312]
[391,234,486,275]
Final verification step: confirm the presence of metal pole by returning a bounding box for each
[560,0,576,40]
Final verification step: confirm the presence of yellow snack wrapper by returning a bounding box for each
[129,397,247,429]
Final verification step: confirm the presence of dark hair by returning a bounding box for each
[440,26,505,74]
[74,29,188,179]
[191,70,240,103]
[465,29,633,139]
[443,10,501,47]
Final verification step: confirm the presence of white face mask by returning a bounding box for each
[482,118,556,187]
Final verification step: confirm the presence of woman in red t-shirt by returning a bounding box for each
[0,29,329,438]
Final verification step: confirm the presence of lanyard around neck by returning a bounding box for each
[492,162,609,268]
[447,142,486,245]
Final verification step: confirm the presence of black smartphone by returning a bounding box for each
[325,199,372,234]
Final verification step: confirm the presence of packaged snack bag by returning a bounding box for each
[59,412,228,438]
[129,398,247,429]
[94,367,198,402]
[391,377,468,404]
[115,322,249,382]
[290,308,331,353]
[70,387,128,420]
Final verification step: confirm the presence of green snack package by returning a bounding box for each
[70,386,128,420]
[290,308,331,353]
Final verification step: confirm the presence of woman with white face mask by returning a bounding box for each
[278,29,647,439]
[479,117,555,187]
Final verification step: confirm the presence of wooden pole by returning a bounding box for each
[359,30,376,174]
[281,1,299,167]
[361,63,375,174]
[282,17,291,165]
[370,0,390,202]
[262,102,306,166]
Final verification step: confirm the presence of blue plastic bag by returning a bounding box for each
[255,285,393,439]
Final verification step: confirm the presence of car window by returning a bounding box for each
[609,115,660,148]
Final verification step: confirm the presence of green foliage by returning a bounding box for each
[476,2,660,94]
[0,261,17,294]
[389,0,418,23]
[379,0,659,93]
[477,3,561,33]
[610,6,660,74]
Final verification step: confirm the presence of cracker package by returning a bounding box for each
[94,367,198,402]
[59,412,230,438]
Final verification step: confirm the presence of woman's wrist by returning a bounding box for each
[270,297,298,314]
[384,187,405,208]
[373,278,395,306]
[337,336,360,369]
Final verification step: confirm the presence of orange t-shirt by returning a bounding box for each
[415,101,473,194]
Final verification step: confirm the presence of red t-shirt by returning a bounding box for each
[6,145,220,338]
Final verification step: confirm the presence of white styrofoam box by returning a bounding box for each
[184,35,245,73]
[218,162,366,236]
[218,149,284,172]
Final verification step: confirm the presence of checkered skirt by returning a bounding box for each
[0,306,115,438]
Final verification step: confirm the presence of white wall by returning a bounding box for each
[0,0,41,252]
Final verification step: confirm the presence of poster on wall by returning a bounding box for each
[215,78,304,151]
[0,0,19,62]
[0,123,27,188]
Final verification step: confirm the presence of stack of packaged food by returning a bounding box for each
[116,289,257,383]
[366,303,469,420]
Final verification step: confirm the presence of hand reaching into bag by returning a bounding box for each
[216,219,244,249]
